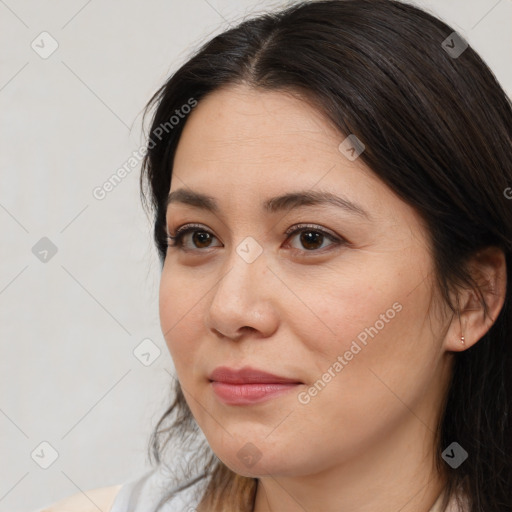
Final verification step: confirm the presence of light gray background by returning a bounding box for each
[0,1,510,511]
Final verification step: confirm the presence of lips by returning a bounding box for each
[208,366,302,384]
[208,366,303,405]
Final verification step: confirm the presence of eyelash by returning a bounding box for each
[166,223,346,255]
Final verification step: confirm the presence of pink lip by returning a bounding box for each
[209,366,302,384]
[208,366,302,405]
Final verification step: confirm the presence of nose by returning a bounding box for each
[205,244,279,341]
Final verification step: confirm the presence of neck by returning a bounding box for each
[252,414,448,512]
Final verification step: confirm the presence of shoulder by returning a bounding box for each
[36,484,123,512]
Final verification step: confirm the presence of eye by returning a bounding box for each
[166,223,346,254]
[166,224,220,252]
[283,224,344,253]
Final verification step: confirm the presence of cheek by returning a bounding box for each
[296,268,429,382]
[159,270,202,368]
[293,278,391,354]
[301,291,435,426]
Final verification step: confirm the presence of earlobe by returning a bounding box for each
[450,246,507,352]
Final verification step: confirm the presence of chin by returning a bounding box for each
[209,442,295,479]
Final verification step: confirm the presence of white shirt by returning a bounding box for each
[109,464,207,512]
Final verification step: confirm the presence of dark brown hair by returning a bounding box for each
[140,1,512,510]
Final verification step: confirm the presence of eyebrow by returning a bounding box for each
[166,188,371,220]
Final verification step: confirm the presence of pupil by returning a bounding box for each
[301,231,322,250]
[194,231,210,247]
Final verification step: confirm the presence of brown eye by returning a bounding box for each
[191,231,213,248]
[298,231,325,250]
[167,223,346,255]
[167,224,221,251]
[285,224,343,253]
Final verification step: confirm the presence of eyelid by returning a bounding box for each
[170,223,209,238]
[168,222,340,239]
[283,223,339,240]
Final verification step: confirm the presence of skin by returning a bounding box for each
[159,84,506,512]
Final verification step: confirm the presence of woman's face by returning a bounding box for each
[159,84,453,479]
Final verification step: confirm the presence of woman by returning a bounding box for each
[37,0,512,511]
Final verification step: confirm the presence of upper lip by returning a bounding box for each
[209,366,302,384]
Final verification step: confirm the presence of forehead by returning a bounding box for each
[169,84,423,237]
[175,84,340,161]
[172,85,375,193]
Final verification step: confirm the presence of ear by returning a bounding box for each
[445,246,507,352]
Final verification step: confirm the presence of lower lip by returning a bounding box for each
[210,381,301,405]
